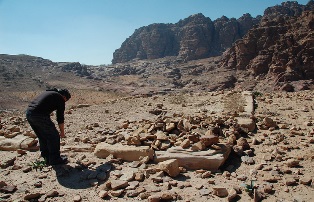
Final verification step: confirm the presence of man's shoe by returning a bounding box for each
[61,155,68,161]
[50,157,68,165]
[43,157,50,166]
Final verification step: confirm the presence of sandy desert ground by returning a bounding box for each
[0,89,313,202]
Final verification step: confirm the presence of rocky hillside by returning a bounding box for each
[0,54,110,110]
[112,13,261,64]
[220,1,314,92]
[0,54,56,91]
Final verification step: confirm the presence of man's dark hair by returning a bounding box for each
[46,88,71,100]
[57,89,71,100]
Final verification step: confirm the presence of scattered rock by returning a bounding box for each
[286,159,300,167]
[212,187,228,197]
[299,176,312,185]
[158,159,180,177]
[110,180,129,190]
[73,194,82,201]
[98,190,108,198]
[24,193,41,200]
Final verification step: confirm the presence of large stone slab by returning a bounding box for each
[63,145,94,152]
[242,91,254,115]
[94,143,154,161]
[237,91,256,132]
[0,135,37,151]
[154,144,231,171]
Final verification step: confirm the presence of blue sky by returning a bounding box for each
[0,0,310,65]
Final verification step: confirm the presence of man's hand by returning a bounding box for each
[58,123,65,138]
[60,132,65,138]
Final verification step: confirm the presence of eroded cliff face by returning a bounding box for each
[220,1,314,85]
[112,13,260,64]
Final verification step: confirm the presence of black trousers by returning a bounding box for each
[26,111,61,163]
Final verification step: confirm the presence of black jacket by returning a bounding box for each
[27,91,65,124]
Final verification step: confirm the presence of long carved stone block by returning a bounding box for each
[154,144,231,171]
[94,143,154,161]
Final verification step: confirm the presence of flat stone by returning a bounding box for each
[154,144,231,171]
[299,176,312,185]
[148,191,175,201]
[263,174,281,183]
[126,181,139,190]
[94,143,154,161]
[119,169,136,181]
[46,190,59,197]
[242,91,254,115]
[241,156,255,165]
[63,145,93,152]
[0,152,16,168]
[110,180,129,190]
[24,193,41,200]
[0,185,17,193]
[126,189,141,197]
[199,188,210,196]
[110,189,124,197]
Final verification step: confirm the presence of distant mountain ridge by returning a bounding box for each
[112,1,312,65]
[112,13,261,64]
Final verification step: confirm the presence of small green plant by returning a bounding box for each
[241,180,256,195]
[30,159,47,171]
[252,91,262,98]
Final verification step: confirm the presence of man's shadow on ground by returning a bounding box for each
[52,161,112,189]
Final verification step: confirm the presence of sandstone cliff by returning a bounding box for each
[112,13,261,64]
[220,1,314,91]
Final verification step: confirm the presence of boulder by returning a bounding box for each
[94,143,154,161]
[158,159,180,177]
[212,187,229,197]
[199,135,219,147]
[237,117,256,132]
[263,117,277,128]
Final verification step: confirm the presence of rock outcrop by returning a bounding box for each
[112,13,260,63]
[59,62,91,77]
[220,1,314,89]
